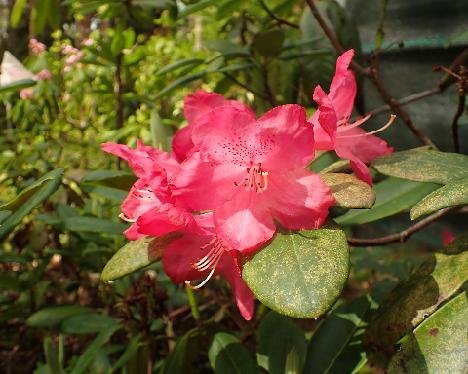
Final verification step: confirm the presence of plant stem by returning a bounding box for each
[185,284,201,321]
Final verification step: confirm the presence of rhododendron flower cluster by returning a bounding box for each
[28,38,46,55]
[103,50,393,320]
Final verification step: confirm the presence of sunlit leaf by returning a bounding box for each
[209,332,257,374]
[321,173,375,208]
[242,223,349,318]
[410,178,468,220]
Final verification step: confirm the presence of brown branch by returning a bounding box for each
[258,0,299,29]
[347,208,454,247]
[439,47,468,91]
[304,0,369,76]
[304,0,437,149]
[369,87,441,116]
[452,87,465,153]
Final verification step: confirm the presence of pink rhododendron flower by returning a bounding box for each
[311,49,394,185]
[29,38,46,55]
[20,88,33,99]
[163,213,254,320]
[173,104,335,252]
[81,38,94,47]
[101,141,197,240]
[442,229,455,246]
[172,90,254,162]
[37,69,52,80]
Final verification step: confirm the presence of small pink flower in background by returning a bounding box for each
[312,49,394,185]
[81,38,94,47]
[20,88,33,99]
[442,230,455,246]
[173,104,334,252]
[163,213,254,320]
[28,38,46,55]
[37,69,52,80]
[172,90,254,162]
[61,45,79,55]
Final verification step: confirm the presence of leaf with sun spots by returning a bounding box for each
[241,222,349,318]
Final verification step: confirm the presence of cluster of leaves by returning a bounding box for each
[0,0,466,373]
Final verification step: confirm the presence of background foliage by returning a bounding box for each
[0,0,466,373]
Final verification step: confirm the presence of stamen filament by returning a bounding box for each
[119,213,137,223]
[338,114,396,138]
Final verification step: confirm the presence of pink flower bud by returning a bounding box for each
[20,88,34,99]
[37,69,52,80]
[28,38,46,55]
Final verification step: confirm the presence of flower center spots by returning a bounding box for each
[185,238,225,289]
[235,163,269,193]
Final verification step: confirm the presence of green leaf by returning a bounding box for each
[443,234,468,255]
[372,150,468,184]
[308,151,338,173]
[150,109,169,151]
[178,0,217,18]
[163,328,204,374]
[10,0,27,27]
[101,237,172,281]
[43,336,63,374]
[257,312,306,374]
[242,223,349,318]
[61,314,118,334]
[203,40,249,56]
[321,173,375,208]
[81,170,136,190]
[410,178,468,220]
[251,29,285,57]
[71,325,119,374]
[81,185,127,203]
[209,332,257,374]
[0,169,63,241]
[27,306,93,328]
[364,251,468,359]
[387,292,468,374]
[155,72,205,99]
[63,216,127,235]
[110,336,141,372]
[335,177,439,225]
[156,58,204,76]
[304,296,372,374]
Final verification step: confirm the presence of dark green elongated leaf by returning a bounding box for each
[101,237,171,281]
[364,251,468,359]
[155,73,205,99]
[156,58,204,76]
[216,62,256,73]
[0,169,63,241]
[251,29,285,57]
[71,325,119,374]
[178,0,217,18]
[110,336,141,372]
[257,312,306,374]
[304,296,372,374]
[387,292,468,374]
[308,151,338,173]
[321,173,375,208]
[150,109,169,151]
[216,0,244,19]
[0,274,22,290]
[80,170,136,190]
[27,306,92,328]
[10,0,27,27]
[81,185,127,203]
[335,177,439,225]
[61,314,118,334]
[208,332,257,374]
[63,216,127,235]
[242,223,349,318]
[372,150,468,184]
[410,178,468,220]
[43,336,63,374]
[163,328,204,374]
[203,40,249,55]
[0,210,11,223]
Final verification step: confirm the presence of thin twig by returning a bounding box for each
[260,62,278,107]
[347,208,454,247]
[114,53,124,169]
[374,0,389,50]
[452,88,465,153]
[369,87,441,116]
[304,0,369,76]
[258,0,299,29]
[222,72,274,104]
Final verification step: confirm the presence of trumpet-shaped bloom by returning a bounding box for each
[172,90,254,162]
[173,104,334,252]
[311,49,393,185]
[162,213,254,320]
[101,141,196,240]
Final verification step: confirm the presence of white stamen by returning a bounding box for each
[119,213,137,223]
[338,113,373,132]
[338,114,396,138]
